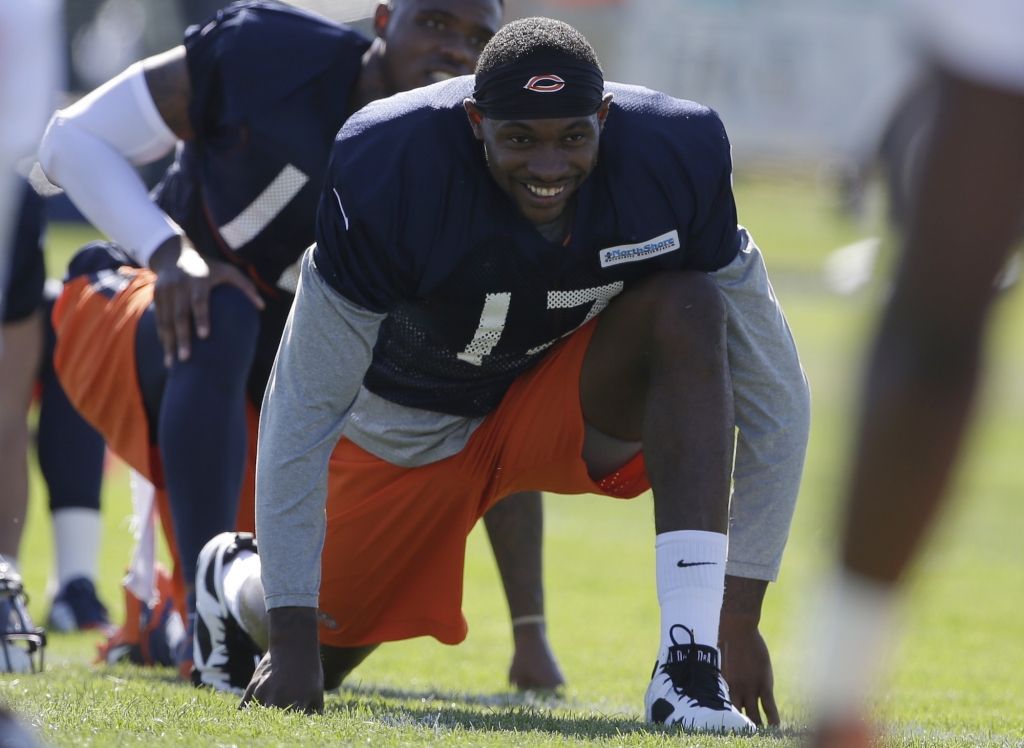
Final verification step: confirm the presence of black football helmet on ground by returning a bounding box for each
[0,562,45,673]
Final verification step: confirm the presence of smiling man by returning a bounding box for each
[231,17,811,730]
[40,0,565,692]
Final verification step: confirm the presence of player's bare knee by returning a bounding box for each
[647,271,726,359]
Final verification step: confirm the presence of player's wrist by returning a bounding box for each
[267,606,320,655]
[148,235,185,273]
[718,611,760,635]
[721,575,768,625]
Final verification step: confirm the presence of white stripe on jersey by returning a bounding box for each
[219,164,309,250]
[458,293,511,366]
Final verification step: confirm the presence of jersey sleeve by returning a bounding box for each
[312,148,410,313]
[604,88,742,273]
[183,7,236,139]
[183,2,367,139]
[312,104,454,312]
[681,112,742,272]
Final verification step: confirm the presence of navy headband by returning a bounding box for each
[472,58,605,120]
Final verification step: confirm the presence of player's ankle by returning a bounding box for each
[655,530,727,650]
[805,567,897,723]
[511,614,546,638]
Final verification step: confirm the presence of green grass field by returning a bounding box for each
[5,175,1024,746]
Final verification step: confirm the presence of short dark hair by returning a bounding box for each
[475,17,601,76]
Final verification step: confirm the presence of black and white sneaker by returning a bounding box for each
[644,624,754,733]
[193,532,263,694]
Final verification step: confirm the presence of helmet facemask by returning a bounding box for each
[0,563,45,674]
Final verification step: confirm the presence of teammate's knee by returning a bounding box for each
[188,286,260,374]
[205,286,261,345]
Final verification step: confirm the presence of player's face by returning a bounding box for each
[375,0,501,93]
[466,96,612,227]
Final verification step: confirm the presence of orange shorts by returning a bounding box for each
[52,271,259,616]
[318,317,649,648]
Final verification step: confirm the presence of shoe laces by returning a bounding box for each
[658,624,730,711]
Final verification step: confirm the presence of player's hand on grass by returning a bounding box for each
[508,622,565,690]
[719,575,780,727]
[240,607,324,714]
[149,235,265,366]
[719,619,779,727]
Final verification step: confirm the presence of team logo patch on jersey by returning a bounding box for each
[524,75,565,93]
[598,230,680,268]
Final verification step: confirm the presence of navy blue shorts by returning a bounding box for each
[2,183,46,324]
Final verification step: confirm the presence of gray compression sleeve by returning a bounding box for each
[714,229,811,581]
[256,249,385,610]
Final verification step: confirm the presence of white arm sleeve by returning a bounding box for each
[713,229,811,582]
[908,0,1024,95]
[256,250,385,610]
[38,61,182,267]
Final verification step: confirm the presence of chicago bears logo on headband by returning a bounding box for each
[524,75,565,93]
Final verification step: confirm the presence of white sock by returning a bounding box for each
[221,550,260,636]
[656,530,728,650]
[805,567,898,723]
[0,554,19,575]
[52,508,102,586]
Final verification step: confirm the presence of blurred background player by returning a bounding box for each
[1,180,111,636]
[41,0,564,689]
[0,0,61,311]
[0,0,111,679]
[806,0,1024,744]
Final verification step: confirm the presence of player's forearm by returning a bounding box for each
[712,233,810,581]
[483,491,545,618]
[721,575,767,626]
[40,122,180,267]
[257,249,385,609]
[38,63,180,267]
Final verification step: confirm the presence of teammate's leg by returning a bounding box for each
[807,73,1024,746]
[142,285,259,603]
[482,490,565,689]
[0,311,44,567]
[0,184,46,573]
[37,294,110,632]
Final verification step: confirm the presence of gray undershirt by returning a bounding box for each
[256,229,811,610]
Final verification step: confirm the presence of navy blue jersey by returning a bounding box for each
[152,0,369,404]
[314,77,742,417]
[2,182,46,324]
